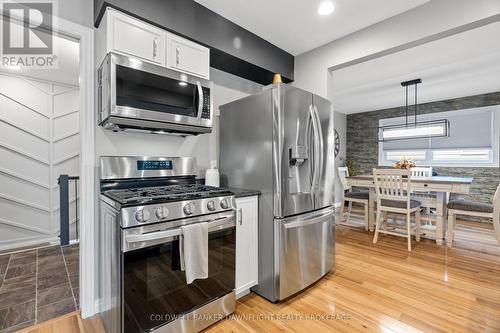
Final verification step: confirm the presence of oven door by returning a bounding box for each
[121,211,236,333]
[99,53,212,132]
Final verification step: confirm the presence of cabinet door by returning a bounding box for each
[110,11,165,66]
[167,34,210,79]
[235,196,259,298]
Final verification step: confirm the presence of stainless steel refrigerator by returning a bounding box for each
[220,83,335,302]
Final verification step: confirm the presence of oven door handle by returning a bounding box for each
[125,215,235,244]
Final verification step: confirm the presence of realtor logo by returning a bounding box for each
[1,0,58,68]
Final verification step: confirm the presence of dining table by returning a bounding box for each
[346,174,474,245]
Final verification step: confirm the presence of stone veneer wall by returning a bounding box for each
[346,92,500,209]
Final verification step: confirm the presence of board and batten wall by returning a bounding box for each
[0,74,80,250]
[346,91,500,208]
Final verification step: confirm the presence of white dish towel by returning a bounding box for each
[179,222,209,284]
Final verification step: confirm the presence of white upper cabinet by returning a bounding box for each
[96,8,210,79]
[102,9,166,66]
[166,34,210,80]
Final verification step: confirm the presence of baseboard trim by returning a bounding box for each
[0,235,59,252]
[235,288,251,300]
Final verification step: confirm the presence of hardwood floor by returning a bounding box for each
[19,225,500,333]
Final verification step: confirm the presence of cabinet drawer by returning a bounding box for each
[167,34,210,79]
[110,12,165,66]
[278,206,334,300]
[412,182,453,192]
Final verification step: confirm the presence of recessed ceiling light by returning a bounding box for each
[318,1,335,16]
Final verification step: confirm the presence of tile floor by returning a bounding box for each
[0,243,79,332]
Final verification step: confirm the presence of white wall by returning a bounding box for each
[57,0,94,28]
[0,73,80,250]
[294,0,500,99]
[95,68,262,177]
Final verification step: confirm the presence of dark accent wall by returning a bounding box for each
[346,92,500,207]
[94,0,294,85]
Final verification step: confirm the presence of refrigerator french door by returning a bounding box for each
[275,86,335,218]
[220,83,335,302]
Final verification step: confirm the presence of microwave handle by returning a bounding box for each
[196,82,203,120]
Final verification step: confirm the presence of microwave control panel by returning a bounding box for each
[201,87,211,119]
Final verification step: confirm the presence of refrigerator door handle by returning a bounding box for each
[306,106,313,188]
[283,208,333,229]
[313,105,324,197]
[309,105,321,201]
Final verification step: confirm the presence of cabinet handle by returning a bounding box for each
[238,208,243,226]
[176,46,180,66]
[153,38,158,59]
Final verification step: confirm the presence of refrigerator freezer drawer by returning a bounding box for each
[277,206,335,300]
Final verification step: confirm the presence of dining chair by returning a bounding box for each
[447,183,500,247]
[410,166,435,219]
[372,168,422,251]
[410,167,433,178]
[338,167,369,230]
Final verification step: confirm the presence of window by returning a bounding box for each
[385,150,427,161]
[432,149,492,162]
[379,106,500,167]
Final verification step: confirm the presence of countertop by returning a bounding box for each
[197,178,261,198]
[226,188,261,198]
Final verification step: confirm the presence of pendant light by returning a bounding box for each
[378,78,449,141]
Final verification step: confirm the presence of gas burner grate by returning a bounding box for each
[104,184,233,205]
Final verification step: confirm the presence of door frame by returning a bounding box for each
[51,17,96,318]
[57,19,96,319]
[1,10,96,317]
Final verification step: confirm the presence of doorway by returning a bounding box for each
[0,32,83,330]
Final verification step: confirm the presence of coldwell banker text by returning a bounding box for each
[1,0,58,69]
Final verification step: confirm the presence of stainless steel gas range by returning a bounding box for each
[98,156,236,333]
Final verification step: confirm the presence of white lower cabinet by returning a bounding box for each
[235,196,259,299]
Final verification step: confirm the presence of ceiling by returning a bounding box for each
[332,21,500,114]
[0,34,79,86]
[194,0,429,55]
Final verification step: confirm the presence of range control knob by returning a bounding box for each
[134,209,150,223]
[183,202,195,215]
[155,206,169,220]
[207,200,216,211]
[220,198,230,209]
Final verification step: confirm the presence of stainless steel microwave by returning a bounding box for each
[97,52,213,135]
